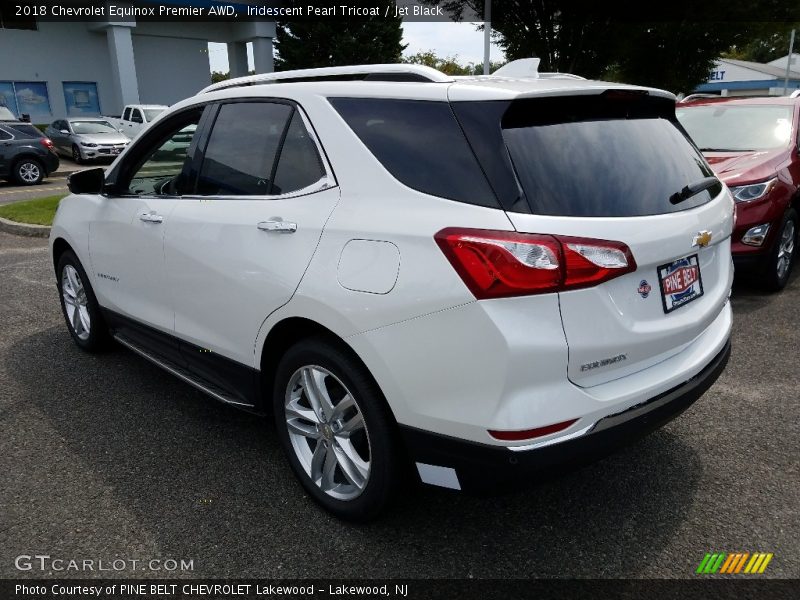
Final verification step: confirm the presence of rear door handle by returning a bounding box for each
[139,211,163,224]
[258,220,297,233]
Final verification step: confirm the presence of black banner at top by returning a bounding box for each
[5,0,800,23]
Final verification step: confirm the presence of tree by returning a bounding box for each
[402,50,505,75]
[723,24,799,63]
[276,2,406,71]
[211,71,229,83]
[424,0,799,93]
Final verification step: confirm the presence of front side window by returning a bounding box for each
[676,104,795,152]
[196,102,292,196]
[124,110,202,196]
[123,107,131,121]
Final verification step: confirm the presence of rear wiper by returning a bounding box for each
[669,177,720,205]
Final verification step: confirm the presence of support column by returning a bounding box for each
[227,41,249,78]
[106,25,140,111]
[252,37,274,74]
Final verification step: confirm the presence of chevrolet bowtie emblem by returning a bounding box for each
[693,231,713,248]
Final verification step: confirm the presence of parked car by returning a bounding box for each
[0,121,59,185]
[45,118,130,164]
[51,62,733,520]
[103,104,167,140]
[677,96,799,290]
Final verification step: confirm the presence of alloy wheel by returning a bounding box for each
[61,264,91,341]
[284,366,371,501]
[776,219,795,281]
[18,162,40,184]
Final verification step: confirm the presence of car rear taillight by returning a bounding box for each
[435,228,636,299]
[41,138,54,150]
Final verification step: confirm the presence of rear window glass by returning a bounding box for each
[5,124,43,138]
[502,96,721,217]
[329,98,497,207]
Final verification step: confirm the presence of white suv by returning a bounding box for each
[50,62,734,520]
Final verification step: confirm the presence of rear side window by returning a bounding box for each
[197,102,292,195]
[272,112,326,195]
[5,124,42,138]
[329,98,497,207]
[501,95,721,217]
[0,128,11,140]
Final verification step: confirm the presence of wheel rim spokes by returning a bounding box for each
[62,265,90,340]
[777,220,795,279]
[20,163,39,182]
[285,366,371,500]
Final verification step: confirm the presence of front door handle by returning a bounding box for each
[258,220,297,233]
[139,211,163,224]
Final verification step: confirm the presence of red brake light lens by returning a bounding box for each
[41,138,54,149]
[435,228,562,299]
[435,228,636,299]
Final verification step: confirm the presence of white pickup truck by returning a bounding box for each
[104,104,167,139]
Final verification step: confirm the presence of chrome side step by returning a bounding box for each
[113,333,255,409]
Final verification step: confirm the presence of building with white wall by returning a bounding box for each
[0,12,275,123]
[695,56,800,97]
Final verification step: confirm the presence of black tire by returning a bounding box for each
[71,145,83,165]
[13,157,44,185]
[56,250,111,352]
[760,208,797,292]
[273,337,401,521]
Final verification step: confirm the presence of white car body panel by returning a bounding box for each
[50,66,734,471]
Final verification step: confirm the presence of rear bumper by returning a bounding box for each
[401,340,731,493]
[42,152,59,175]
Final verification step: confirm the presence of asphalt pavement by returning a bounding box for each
[0,230,797,579]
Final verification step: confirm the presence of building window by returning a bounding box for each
[0,5,37,30]
[63,82,101,117]
[0,81,52,122]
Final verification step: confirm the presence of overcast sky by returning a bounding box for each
[207,21,506,72]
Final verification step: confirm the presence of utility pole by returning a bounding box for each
[483,0,491,75]
[784,28,796,95]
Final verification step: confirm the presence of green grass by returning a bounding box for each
[0,195,66,226]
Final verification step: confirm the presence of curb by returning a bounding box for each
[0,215,50,238]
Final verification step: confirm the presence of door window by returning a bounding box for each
[122,107,131,120]
[271,111,326,195]
[196,102,292,196]
[131,109,143,124]
[0,128,11,140]
[122,109,202,196]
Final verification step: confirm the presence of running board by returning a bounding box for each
[113,333,255,409]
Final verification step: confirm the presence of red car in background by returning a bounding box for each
[677,96,799,291]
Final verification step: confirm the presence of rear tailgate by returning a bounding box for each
[487,92,734,386]
[507,201,733,387]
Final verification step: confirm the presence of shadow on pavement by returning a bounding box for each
[7,326,702,578]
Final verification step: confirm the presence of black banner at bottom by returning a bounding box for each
[2,579,798,600]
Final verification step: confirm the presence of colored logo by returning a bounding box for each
[638,280,651,298]
[661,258,701,301]
[693,230,713,248]
[696,552,773,574]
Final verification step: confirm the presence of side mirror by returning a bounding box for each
[67,168,105,195]
[20,113,31,123]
